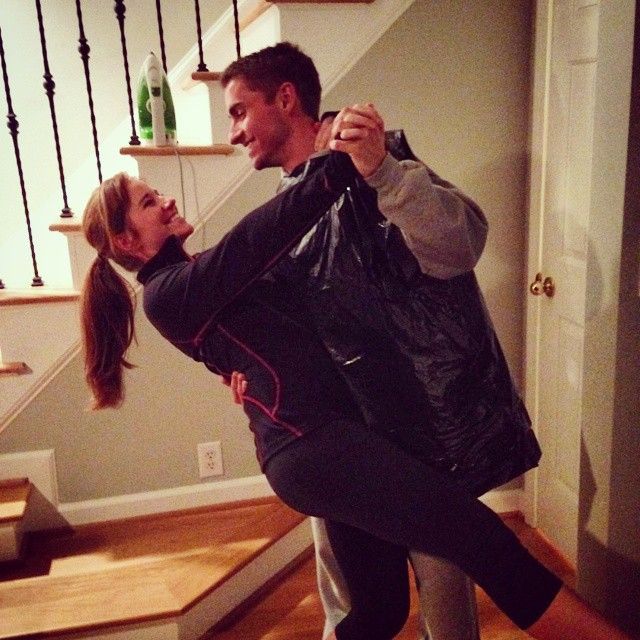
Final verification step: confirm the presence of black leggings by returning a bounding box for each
[264,419,562,639]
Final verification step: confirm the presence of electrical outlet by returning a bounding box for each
[197,441,224,478]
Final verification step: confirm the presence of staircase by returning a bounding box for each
[0,0,416,427]
[0,497,310,640]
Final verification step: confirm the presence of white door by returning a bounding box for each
[527,0,601,564]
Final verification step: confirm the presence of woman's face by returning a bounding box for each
[116,178,193,261]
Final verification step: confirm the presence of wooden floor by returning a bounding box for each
[0,501,575,640]
[203,513,576,640]
[0,497,306,638]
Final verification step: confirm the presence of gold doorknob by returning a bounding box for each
[529,273,555,297]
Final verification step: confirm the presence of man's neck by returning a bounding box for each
[281,120,317,174]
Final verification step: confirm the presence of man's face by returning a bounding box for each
[224,77,292,170]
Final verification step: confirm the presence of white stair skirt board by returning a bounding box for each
[26,518,312,640]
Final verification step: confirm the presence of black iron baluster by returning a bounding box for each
[155,0,168,74]
[75,0,102,184]
[35,0,72,218]
[232,0,241,59]
[194,0,208,72]
[114,0,140,146]
[0,27,44,287]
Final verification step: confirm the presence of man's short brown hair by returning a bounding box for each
[221,42,321,120]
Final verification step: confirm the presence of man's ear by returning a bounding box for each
[276,82,298,114]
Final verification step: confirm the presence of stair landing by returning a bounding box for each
[0,497,310,640]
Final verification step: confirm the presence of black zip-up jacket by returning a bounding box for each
[138,152,364,467]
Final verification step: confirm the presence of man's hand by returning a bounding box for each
[329,103,386,178]
[220,371,247,405]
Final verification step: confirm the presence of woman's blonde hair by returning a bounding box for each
[80,173,145,409]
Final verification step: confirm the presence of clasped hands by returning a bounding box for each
[315,103,386,178]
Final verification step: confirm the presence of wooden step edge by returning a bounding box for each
[120,143,234,157]
[191,71,222,83]
[0,478,32,525]
[49,217,81,233]
[182,1,273,90]
[0,362,32,376]
[182,71,221,91]
[0,288,79,306]
[273,0,374,3]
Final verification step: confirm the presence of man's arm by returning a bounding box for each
[365,154,487,279]
[329,104,488,279]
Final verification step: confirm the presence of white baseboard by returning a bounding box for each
[59,473,523,527]
[480,488,523,514]
[60,474,275,526]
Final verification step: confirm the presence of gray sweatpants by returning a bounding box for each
[311,517,480,640]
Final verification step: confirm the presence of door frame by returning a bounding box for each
[523,0,553,528]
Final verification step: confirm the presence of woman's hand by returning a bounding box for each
[220,371,247,404]
[314,113,336,152]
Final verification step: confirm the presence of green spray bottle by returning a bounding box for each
[137,51,176,145]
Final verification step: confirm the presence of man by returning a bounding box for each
[221,42,540,640]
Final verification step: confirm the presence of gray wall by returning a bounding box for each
[0,0,534,502]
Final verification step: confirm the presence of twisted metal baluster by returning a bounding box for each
[75,0,102,183]
[232,0,241,59]
[155,0,168,74]
[35,0,72,218]
[114,0,140,145]
[0,27,44,286]
[194,0,208,71]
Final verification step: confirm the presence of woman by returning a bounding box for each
[80,151,630,640]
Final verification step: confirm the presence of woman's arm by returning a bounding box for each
[143,152,357,342]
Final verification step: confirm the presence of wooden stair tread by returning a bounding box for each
[0,289,79,306]
[273,0,374,3]
[0,479,31,524]
[0,362,32,376]
[191,71,222,82]
[120,144,234,157]
[49,218,81,233]
[0,497,306,638]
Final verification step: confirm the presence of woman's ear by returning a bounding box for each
[113,230,140,257]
